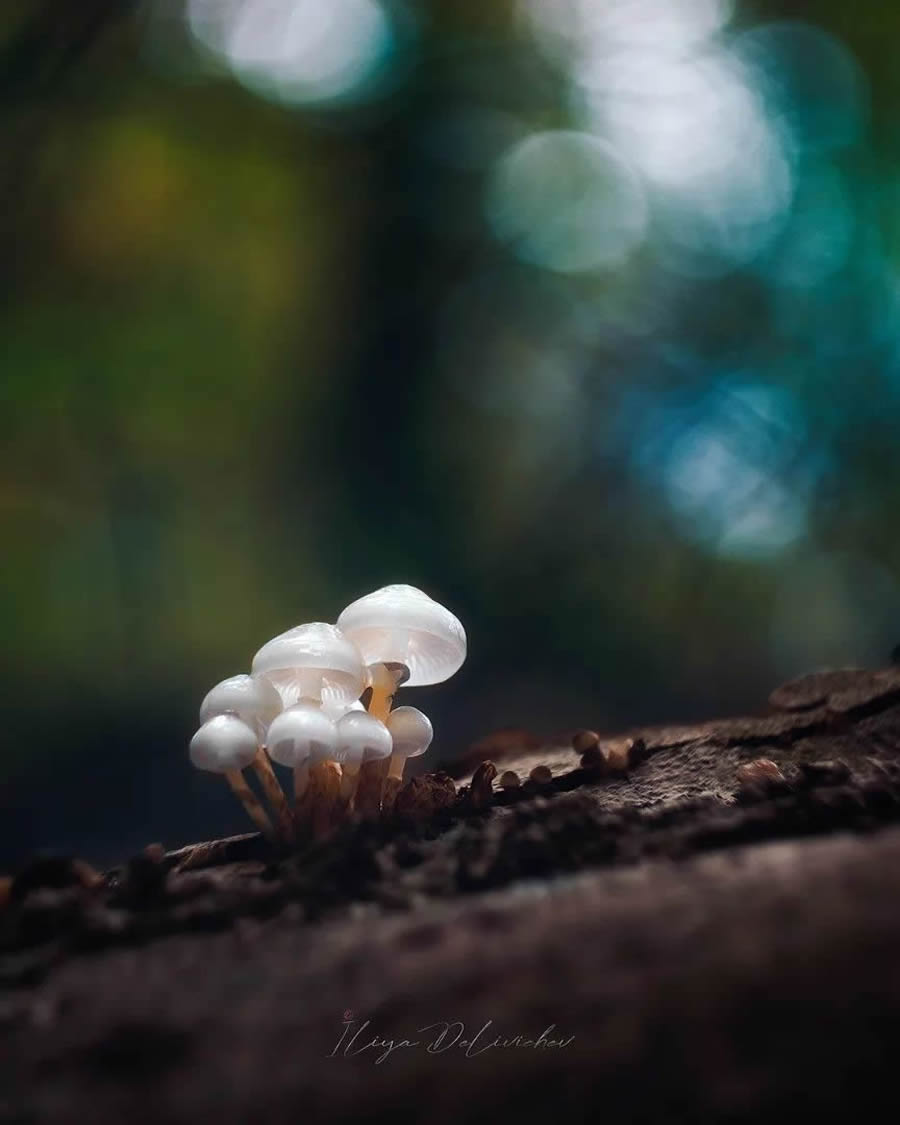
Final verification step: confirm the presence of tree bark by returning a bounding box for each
[3,665,900,1123]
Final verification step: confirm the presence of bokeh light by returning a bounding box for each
[2,0,900,864]
[735,22,868,154]
[485,130,647,272]
[186,0,393,106]
[522,0,735,60]
[631,379,815,557]
[759,163,854,289]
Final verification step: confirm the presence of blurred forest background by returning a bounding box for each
[2,0,900,865]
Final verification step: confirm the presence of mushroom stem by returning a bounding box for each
[224,770,276,842]
[296,761,342,840]
[354,757,390,817]
[382,774,402,813]
[365,662,409,722]
[387,752,407,781]
[313,761,342,839]
[339,761,361,803]
[293,760,310,805]
[252,748,294,843]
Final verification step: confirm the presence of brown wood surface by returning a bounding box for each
[3,665,900,1123]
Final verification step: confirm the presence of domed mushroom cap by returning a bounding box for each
[190,715,259,774]
[266,702,339,769]
[337,585,466,687]
[335,710,392,768]
[251,622,366,708]
[199,674,282,735]
[321,698,365,721]
[386,705,434,760]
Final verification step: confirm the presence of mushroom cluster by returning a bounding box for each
[189,585,466,843]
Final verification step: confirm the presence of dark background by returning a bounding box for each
[2,0,899,866]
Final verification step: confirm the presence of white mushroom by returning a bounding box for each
[385,706,433,781]
[251,622,367,709]
[334,710,393,801]
[321,698,365,721]
[199,674,282,736]
[199,673,292,842]
[337,585,466,719]
[192,593,465,838]
[189,715,276,842]
[266,701,340,805]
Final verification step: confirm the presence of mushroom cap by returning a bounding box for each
[199,674,282,735]
[334,710,393,768]
[321,698,366,721]
[386,705,434,760]
[251,622,367,708]
[337,585,466,687]
[190,715,259,774]
[266,702,339,768]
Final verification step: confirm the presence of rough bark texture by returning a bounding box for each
[3,666,900,1123]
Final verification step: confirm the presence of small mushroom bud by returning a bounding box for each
[199,674,292,841]
[602,739,634,773]
[580,744,605,772]
[266,702,340,807]
[190,716,276,842]
[385,706,433,782]
[498,770,521,789]
[334,710,393,802]
[572,729,600,754]
[470,761,497,808]
[529,765,553,785]
[737,758,785,787]
[190,714,258,773]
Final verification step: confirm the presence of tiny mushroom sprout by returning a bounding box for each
[266,701,340,806]
[337,584,467,721]
[190,714,276,842]
[198,673,293,842]
[385,706,433,782]
[334,709,393,802]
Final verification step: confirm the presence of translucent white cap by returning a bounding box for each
[321,698,366,721]
[337,585,466,687]
[199,674,282,736]
[386,705,433,761]
[266,702,339,769]
[190,715,259,774]
[251,622,367,708]
[334,710,393,769]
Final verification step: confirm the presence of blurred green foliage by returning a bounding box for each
[2,0,899,862]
